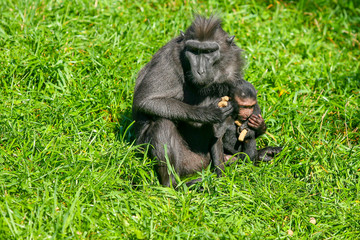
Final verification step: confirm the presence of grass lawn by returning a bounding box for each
[0,0,359,239]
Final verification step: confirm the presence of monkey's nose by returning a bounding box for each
[197,70,205,76]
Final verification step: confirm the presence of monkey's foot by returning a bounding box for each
[258,147,283,162]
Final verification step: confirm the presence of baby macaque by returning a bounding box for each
[217,81,282,165]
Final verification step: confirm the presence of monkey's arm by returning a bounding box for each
[134,72,233,124]
[240,137,258,162]
[135,97,232,123]
[222,126,258,163]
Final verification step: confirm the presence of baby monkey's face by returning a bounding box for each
[234,96,257,121]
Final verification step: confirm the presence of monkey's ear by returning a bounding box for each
[227,35,235,44]
[180,31,185,38]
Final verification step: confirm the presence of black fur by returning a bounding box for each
[218,81,282,165]
[132,16,244,187]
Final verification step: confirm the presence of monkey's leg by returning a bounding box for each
[222,138,257,166]
[242,138,257,163]
[224,138,258,165]
[147,119,210,187]
[210,138,225,177]
[224,154,240,165]
[257,147,283,162]
[185,178,203,187]
[186,144,224,187]
[184,129,226,188]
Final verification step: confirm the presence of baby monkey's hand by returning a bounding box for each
[248,114,266,134]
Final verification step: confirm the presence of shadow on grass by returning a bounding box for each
[114,108,136,143]
[113,107,160,189]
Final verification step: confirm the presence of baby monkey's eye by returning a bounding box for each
[239,105,255,109]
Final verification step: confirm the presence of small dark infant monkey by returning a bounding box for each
[217,81,282,165]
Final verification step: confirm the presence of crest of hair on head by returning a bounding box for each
[185,15,225,41]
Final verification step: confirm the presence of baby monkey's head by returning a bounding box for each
[231,81,258,122]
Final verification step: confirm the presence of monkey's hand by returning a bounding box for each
[217,99,233,122]
[194,98,233,124]
[202,99,233,123]
[218,96,230,108]
[248,114,267,134]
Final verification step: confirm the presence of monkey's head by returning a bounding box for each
[182,16,243,88]
[231,82,258,122]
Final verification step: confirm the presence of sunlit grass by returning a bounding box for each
[0,0,359,238]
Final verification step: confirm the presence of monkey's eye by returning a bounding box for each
[239,105,255,109]
[203,49,216,54]
[186,46,197,53]
[187,47,216,54]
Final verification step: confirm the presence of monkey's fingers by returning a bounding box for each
[250,114,262,120]
[248,122,259,129]
[220,102,233,116]
[250,115,264,125]
[248,119,256,125]
[248,115,258,122]
[257,115,265,122]
[248,118,260,126]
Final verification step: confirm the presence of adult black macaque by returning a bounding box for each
[132,16,244,187]
[218,81,282,165]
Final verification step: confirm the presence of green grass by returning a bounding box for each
[0,0,359,239]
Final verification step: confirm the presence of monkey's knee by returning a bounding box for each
[147,119,186,186]
[147,119,179,156]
